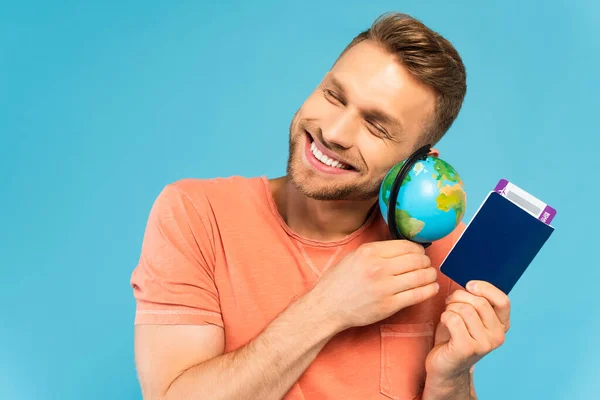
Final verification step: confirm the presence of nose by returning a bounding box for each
[320,109,358,150]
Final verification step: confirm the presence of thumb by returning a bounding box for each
[434,316,451,345]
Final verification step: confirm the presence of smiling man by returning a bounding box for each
[131,12,510,400]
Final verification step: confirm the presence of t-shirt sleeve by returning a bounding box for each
[130,182,223,327]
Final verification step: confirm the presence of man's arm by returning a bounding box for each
[132,184,442,400]
[422,368,477,400]
[135,288,340,400]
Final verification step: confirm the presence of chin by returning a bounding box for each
[286,159,379,201]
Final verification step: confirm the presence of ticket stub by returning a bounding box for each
[494,178,556,225]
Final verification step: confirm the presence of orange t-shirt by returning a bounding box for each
[130,176,464,400]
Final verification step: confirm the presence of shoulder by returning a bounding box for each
[149,175,268,223]
[142,177,263,252]
[155,175,261,207]
[169,175,252,197]
[170,175,265,197]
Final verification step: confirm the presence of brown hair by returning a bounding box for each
[338,12,467,145]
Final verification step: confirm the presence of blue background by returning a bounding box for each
[1,1,597,399]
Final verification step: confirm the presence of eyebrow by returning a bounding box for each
[327,75,405,136]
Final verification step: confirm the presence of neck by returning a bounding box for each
[270,176,378,242]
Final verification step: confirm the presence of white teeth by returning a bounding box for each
[309,140,349,170]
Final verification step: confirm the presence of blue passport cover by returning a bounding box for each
[440,191,554,294]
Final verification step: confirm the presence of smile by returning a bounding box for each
[303,132,357,175]
[309,141,350,169]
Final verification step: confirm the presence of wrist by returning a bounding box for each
[299,286,346,338]
[423,370,471,400]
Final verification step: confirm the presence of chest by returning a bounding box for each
[214,231,445,352]
[213,230,349,347]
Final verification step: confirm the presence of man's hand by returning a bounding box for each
[425,280,511,387]
[309,240,441,332]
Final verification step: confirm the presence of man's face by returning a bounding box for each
[287,39,437,201]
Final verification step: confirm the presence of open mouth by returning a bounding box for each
[309,141,352,170]
[304,131,357,174]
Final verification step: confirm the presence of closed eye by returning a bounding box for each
[322,87,345,106]
[366,120,390,139]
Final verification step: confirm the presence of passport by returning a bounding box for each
[440,190,555,295]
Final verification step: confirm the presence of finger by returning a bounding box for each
[446,290,503,332]
[391,281,440,309]
[440,310,474,354]
[446,303,488,344]
[466,281,511,329]
[359,240,425,259]
[381,253,431,275]
[384,267,437,295]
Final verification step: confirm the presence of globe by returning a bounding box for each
[379,156,467,243]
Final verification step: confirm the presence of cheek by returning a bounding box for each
[359,139,402,177]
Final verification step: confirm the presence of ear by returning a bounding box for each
[428,147,440,158]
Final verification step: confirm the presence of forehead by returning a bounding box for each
[329,40,436,132]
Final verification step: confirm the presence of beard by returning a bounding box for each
[285,110,383,201]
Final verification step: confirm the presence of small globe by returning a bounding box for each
[379,156,467,243]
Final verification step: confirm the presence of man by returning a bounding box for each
[130,12,510,400]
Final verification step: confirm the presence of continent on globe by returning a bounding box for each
[396,209,425,239]
[437,184,467,224]
[385,161,411,186]
[433,158,462,187]
[413,162,425,176]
